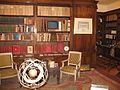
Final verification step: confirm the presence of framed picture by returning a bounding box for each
[74,18,92,34]
[27,46,33,54]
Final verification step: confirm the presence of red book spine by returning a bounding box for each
[45,43,51,53]
[41,43,46,53]
[52,43,58,53]
[12,45,20,54]
[57,42,64,53]
[20,45,27,54]
[35,44,39,54]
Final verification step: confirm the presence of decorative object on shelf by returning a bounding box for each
[74,18,92,34]
[18,58,48,90]
[64,46,69,52]
[64,46,69,53]
[27,46,33,54]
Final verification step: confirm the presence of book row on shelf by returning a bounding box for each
[37,18,70,32]
[105,34,116,39]
[0,33,70,41]
[106,14,117,21]
[0,4,33,16]
[0,5,70,17]
[37,6,70,16]
[0,17,70,32]
[105,30,117,34]
[36,33,70,42]
[0,24,36,33]
[0,17,34,25]
[105,22,117,27]
[0,42,69,55]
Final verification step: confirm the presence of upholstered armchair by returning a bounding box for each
[60,51,82,82]
[0,53,18,84]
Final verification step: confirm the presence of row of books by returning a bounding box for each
[0,25,35,33]
[105,34,116,39]
[0,4,33,16]
[37,6,70,16]
[104,40,116,45]
[36,33,70,42]
[0,42,68,54]
[0,5,70,16]
[0,33,70,41]
[37,18,70,32]
[105,30,117,34]
[106,22,117,27]
[0,33,34,40]
[106,14,117,21]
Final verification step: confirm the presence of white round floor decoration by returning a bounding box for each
[18,58,48,89]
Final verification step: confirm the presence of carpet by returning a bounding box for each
[0,70,120,90]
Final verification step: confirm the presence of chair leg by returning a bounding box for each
[0,78,1,85]
[74,74,76,82]
[78,71,80,78]
[60,71,62,81]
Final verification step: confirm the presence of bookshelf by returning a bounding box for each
[96,12,105,56]
[96,9,120,59]
[0,4,70,57]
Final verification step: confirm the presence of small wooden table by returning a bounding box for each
[48,65,60,84]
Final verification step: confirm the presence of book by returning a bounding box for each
[57,42,64,53]
[35,44,40,54]
[45,43,52,53]
[20,45,27,54]
[51,43,58,53]
[40,43,46,53]
[13,33,21,40]
[12,45,20,54]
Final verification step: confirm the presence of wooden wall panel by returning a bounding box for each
[71,2,97,67]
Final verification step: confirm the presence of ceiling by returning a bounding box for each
[96,0,120,5]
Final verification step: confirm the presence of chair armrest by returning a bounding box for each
[61,59,68,67]
[76,65,80,70]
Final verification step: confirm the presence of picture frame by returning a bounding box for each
[27,46,33,54]
[74,18,92,34]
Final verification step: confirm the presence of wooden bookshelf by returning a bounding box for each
[96,9,120,69]
[0,4,70,56]
[0,0,97,67]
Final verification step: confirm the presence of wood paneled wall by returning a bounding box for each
[71,1,97,67]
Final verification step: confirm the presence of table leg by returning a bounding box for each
[56,66,60,84]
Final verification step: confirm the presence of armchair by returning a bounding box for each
[60,51,82,82]
[0,52,18,84]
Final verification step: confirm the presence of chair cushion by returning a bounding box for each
[0,55,12,68]
[61,66,76,73]
[69,54,80,64]
[0,68,17,79]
